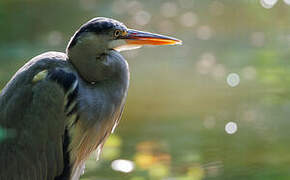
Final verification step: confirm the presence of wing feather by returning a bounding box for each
[0,52,74,180]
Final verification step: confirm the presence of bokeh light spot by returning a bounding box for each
[196,26,212,40]
[226,73,240,87]
[102,135,122,160]
[225,122,238,134]
[105,134,122,147]
[111,159,135,173]
[284,0,290,5]
[134,10,151,26]
[160,2,178,18]
[135,153,155,169]
[260,0,278,9]
[179,12,198,27]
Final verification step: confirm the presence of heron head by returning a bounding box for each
[66,17,182,83]
[67,17,182,53]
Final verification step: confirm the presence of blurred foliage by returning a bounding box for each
[1,0,290,179]
[0,126,16,142]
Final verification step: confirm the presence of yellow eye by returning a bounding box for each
[114,30,121,37]
[121,31,127,36]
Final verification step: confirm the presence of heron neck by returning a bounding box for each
[66,45,129,87]
[66,43,108,83]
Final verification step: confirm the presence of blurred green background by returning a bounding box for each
[1,0,290,179]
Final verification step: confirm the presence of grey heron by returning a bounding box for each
[0,17,181,180]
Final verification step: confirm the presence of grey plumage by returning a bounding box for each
[0,50,129,179]
[0,17,181,180]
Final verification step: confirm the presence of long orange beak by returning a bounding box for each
[122,29,182,46]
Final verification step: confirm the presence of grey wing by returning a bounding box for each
[0,52,77,180]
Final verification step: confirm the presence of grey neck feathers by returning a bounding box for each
[66,34,110,83]
[66,34,129,86]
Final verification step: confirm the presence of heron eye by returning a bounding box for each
[114,30,121,38]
